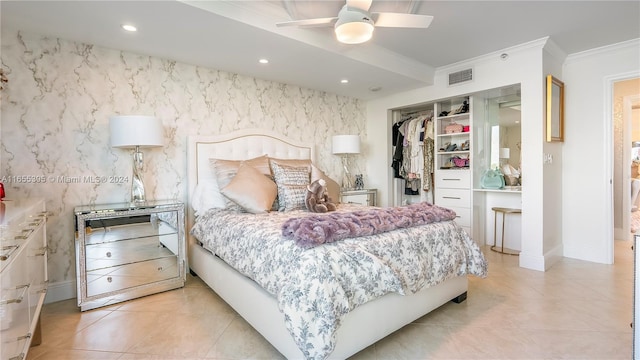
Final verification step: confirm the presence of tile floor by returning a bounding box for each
[28,242,634,359]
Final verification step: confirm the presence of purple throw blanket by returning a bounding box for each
[282,202,457,248]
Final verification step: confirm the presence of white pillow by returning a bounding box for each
[191,180,226,217]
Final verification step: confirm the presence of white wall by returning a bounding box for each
[1,30,366,301]
[562,39,640,263]
[367,38,552,271]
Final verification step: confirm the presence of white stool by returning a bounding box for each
[491,207,521,256]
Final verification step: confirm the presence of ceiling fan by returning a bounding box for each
[276,0,434,45]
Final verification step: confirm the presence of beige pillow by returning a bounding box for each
[210,155,271,208]
[271,162,310,211]
[311,165,341,204]
[221,162,277,214]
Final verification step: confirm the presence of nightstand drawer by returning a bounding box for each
[85,235,178,271]
[86,256,178,297]
[340,189,377,206]
[435,170,471,189]
[435,189,470,208]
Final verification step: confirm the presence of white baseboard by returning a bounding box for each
[518,243,563,272]
[44,279,76,304]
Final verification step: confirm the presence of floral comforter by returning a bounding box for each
[190,204,487,360]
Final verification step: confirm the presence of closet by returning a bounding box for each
[389,85,522,247]
[391,96,475,239]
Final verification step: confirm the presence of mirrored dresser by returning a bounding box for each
[74,200,185,311]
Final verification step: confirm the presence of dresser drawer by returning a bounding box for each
[86,256,179,297]
[435,188,471,209]
[435,170,471,189]
[447,206,471,227]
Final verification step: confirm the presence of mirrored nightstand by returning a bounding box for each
[340,189,377,207]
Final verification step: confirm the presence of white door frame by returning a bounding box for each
[622,94,640,240]
[605,71,640,263]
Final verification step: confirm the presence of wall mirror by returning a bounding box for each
[474,84,522,188]
[546,75,565,142]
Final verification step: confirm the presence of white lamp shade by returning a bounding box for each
[110,115,164,148]
[332,135,361,154]
[499,147,510,159]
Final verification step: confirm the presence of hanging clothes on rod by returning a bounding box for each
[391,110,434,197]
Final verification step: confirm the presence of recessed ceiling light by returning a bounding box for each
[258,58,269,64]
[122,24,137,32]
[340,79,349,84]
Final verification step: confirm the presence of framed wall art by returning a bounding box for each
[546,74,565,142]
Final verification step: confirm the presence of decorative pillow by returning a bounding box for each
[221,162,277,214]
[269,157,312,174]
[191,181,225,217]
[210,155,270,208]
[311,165,341,204]
[271,162,310,211]
[278,184,309,212]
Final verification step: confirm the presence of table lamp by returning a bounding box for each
[109,115,163,204]
[332,135,360,190]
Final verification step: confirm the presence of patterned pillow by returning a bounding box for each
[271,162,310,211]
[221,162,277,214]
[277,184,308,212]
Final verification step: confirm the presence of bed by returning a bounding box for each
[186,128,487,359]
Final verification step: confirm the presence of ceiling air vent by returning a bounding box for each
[448,68,473,85]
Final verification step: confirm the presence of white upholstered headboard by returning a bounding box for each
[186,128,314,244]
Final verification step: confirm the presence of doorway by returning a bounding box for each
[612,77,640,245]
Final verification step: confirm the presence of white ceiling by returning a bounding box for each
[2,1,639,100]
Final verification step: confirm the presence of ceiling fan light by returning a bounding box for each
[335,21,374,44]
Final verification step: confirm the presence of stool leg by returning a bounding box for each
[493,210,498,251]
[501,212,506,254]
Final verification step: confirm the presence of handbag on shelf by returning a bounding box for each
[480,169,505,189]
[444,122,463,134]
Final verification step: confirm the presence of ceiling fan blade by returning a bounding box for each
[276,17,338,28]
[346,0,372,12]
[372,12,434,28]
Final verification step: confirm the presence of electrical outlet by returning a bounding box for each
[543,153,553,164]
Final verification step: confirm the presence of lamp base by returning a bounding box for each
[340,155,354,191]
[131,147,146,204]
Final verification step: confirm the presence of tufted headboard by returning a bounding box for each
[186,128,314,245]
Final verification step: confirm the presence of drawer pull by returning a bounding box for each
[15,229,33,239]
[34,246,48,256]
[456,215,461,218]
[16,333,32,341]
[157,266,163,271]
[442,178,461,181]
[443,196,461,200]
[107,276,112,283]
[0,285,29,305]
[106,251,112,258]
[1,245,19,261]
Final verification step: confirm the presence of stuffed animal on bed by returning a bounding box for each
[305,179,337,213]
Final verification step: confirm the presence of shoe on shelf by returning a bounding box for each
[460,140,470,151]
[445,143,458,152]
[439,142,450,151]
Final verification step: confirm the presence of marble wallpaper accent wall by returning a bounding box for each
[1,30,366,290]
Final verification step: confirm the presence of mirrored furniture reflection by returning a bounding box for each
[340,189,377,206]
[1,198,48,360]
[74,200,185,311]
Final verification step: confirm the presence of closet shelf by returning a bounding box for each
[436,150,470,155]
